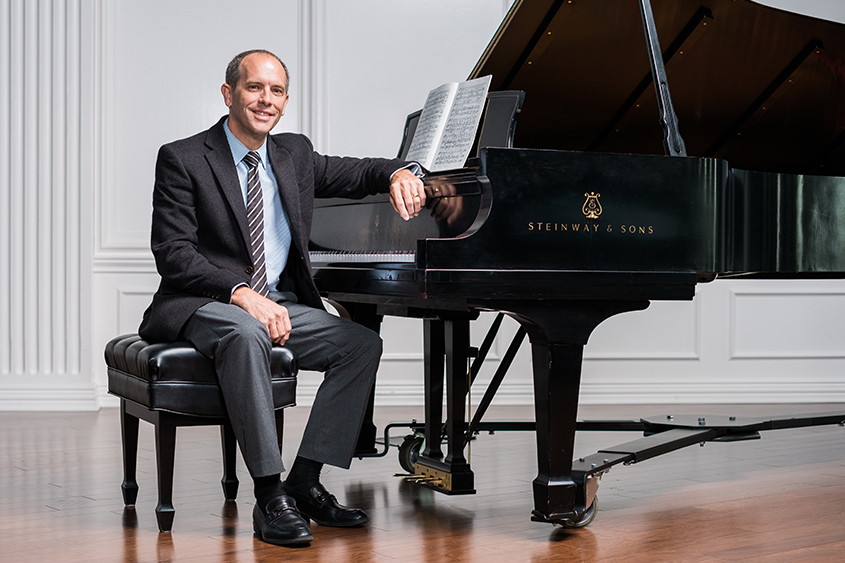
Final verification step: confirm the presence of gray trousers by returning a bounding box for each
[182,293,382,478]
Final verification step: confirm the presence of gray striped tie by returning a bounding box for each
[243,151,270,297]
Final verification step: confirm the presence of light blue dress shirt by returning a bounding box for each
[224,119,292,292]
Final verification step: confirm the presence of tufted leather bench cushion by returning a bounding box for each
[105,334,298,417]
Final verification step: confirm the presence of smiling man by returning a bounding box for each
[138,49,425,546]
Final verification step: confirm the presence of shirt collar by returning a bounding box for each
[223,118,268,169]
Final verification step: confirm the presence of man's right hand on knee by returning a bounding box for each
[231,286,292,344]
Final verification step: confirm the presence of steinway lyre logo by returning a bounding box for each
[582,192,602,219]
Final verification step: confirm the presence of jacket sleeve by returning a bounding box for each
[304,137,410,199]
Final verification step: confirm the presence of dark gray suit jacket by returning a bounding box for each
[139,116,407,343]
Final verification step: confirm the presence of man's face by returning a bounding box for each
[221,53,289,149]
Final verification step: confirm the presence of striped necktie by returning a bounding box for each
[243,151,270,297]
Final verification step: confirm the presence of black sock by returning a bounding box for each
[253,474,284,511]
[285,456,323,493]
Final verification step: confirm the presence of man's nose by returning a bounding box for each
[257,87,270,103]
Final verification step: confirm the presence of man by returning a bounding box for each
[138,49,426,546]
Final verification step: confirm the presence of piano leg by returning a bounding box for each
[444,319,473,487]
[495,300,650,524]
[422,319,445,462]
[530,341,583,523]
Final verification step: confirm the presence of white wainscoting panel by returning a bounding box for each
[90,272,160,407]
[575,279,845,405]
[732,288,845,359]
[0,0,96,410]
[586,298,702,360]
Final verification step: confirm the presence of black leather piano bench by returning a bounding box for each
[104,334,298,532]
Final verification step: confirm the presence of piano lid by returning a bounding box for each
[469,0,845,177]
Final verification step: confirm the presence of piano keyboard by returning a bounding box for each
[309,250,416,264]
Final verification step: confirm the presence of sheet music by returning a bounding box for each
[405,83,458,170]
[404,75,491,172]
[431,75,491,171]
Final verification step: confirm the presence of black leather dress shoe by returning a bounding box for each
[253,494,313,546]
[285,482,369,527]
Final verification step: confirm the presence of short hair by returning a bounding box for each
[225,49,290,92]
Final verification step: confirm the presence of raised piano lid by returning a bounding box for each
[469,0,845,177]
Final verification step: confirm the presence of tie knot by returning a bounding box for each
[243,151,261,170]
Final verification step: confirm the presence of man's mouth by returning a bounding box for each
[251,109,275,119]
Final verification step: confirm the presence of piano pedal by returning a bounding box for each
[394,473,444,486]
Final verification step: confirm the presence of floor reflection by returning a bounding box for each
[156,531,175,562]
[121,506,139,563]
[220,499,239,538]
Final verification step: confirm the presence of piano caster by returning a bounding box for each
[530,497,599,528]
[398,433,424,474]
[564,497,599,528]
[531,469,603,527]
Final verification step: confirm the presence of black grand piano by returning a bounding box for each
[309,0,845,527]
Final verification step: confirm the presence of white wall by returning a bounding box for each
[759,0,845,23]
[1,0,844,410]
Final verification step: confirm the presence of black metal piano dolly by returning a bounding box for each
[567,412,845,528]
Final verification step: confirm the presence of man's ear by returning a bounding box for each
[221,83,233,108]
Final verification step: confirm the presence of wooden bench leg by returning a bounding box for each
[120,400,140,505]
[220,422,239,500]
[154,412,177,532]
[275,408,285,454]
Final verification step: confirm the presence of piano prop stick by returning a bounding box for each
[311,0,845,528]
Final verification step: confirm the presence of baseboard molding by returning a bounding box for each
[0,387,101,411]
[98,390,121,408]
[297,381,845,407]
[8,380,845,411]
[577,382,845,405]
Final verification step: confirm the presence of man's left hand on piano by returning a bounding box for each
[389,168,426,220]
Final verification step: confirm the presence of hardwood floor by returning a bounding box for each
[1,403,844,562]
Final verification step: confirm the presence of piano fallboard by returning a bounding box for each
[419,148,729,273]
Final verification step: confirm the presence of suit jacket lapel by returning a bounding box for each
[267,137,304,244]
[204,118,252,254]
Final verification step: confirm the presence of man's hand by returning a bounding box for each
[231,286,292,344]
[389,168,426,221]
